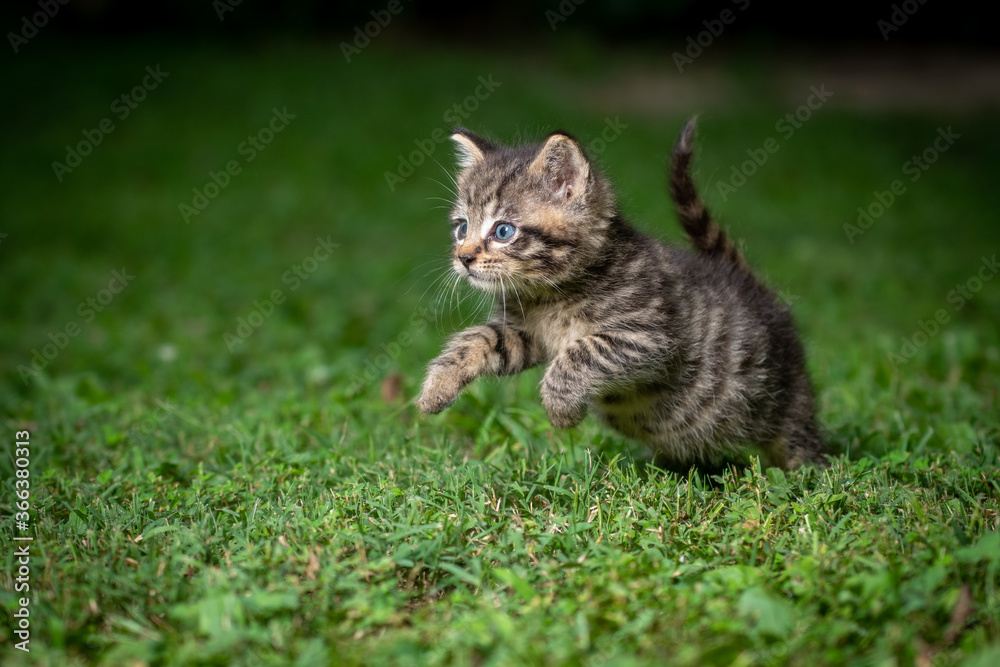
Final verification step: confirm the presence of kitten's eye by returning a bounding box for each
[494,222,516,241]
[454,219,468,240]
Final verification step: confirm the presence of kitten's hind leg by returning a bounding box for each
[763,430,829,470]
[761,436,793,471]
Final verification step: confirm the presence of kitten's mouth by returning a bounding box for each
[464,271,495,289]
[458,266,498,290]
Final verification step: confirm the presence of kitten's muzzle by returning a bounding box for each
[458,253,476,269]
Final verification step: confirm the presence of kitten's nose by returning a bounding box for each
[459,254,475,268]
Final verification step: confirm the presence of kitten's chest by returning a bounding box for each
[522,302,596,360]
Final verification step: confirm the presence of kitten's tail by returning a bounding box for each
[669,118,748,272]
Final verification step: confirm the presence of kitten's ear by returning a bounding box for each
[529,133,590,201]
[450,128,494,169]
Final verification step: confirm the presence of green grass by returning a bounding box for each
[1,38,999,665]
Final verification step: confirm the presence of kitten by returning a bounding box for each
[417,119,827,470]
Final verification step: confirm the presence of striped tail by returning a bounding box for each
[669,118,747,272]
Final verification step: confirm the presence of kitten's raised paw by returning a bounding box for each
[416,369,462,414]
[416,387,454,414]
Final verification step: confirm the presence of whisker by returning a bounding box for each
[397,257,450,286]
[416,265,454,305]
[427,174,458,202]
[448,274,463,326]
[456,280,482,327]
[508,273,526,322]
[499,275,507,329]
[429,156,460,194]
[404,257,448,291]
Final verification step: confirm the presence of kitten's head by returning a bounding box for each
[446,128,616,294]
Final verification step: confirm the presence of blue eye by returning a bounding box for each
[494,223,516,241]
[455,220,468,240]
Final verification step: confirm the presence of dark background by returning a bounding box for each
[0,0,993,46]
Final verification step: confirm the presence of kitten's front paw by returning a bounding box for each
[541,385,588,429]
[417,367,463,414]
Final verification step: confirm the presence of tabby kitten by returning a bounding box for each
[417,119,827,470]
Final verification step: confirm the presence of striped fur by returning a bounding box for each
[418,120,828,470]
[669,118,748,272]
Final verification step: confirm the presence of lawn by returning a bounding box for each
[1,37,999,665]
